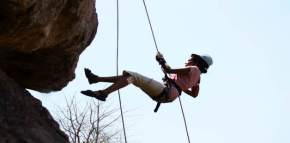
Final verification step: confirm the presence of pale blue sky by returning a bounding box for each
[32,0,290,142]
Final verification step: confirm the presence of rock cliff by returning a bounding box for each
[0,0,98,142]
[0,0,98,92]
[0,69,69,143]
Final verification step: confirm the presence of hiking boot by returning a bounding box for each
[80,90,108,101]
[84,68,99,84]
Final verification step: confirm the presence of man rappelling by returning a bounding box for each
[80,52,213,105]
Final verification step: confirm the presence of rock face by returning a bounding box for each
[0,0,98,92]
[0,0,98,142]
[0,69,69,143]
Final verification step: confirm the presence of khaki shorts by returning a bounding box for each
[123,70,165,98]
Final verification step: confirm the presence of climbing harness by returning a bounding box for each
[153,73,182,112]
[141,0,191,142]
[153,78,182,112]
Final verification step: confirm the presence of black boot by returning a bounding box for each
[84,68,99,84]
[81,90,108,101]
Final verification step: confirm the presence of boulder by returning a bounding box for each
[0,69,69,143]
[0,0,98,92]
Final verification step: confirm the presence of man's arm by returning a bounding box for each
[156,52,191,74]
[165,67,191,74]
[184,85,199,98]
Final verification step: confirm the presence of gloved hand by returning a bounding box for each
[162,63,171,73]
[156,52,166,65]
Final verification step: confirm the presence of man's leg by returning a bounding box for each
[81,74,131,101]
[101,74,131,95]
[85,68,123,84]
[96,75,124,83]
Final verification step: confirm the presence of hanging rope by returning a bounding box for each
[116,0,128,142]
[141,0,159,53]
[141,0,191,143]
[96,101,100,142]
[178,97,191,143]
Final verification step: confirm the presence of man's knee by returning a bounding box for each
[126,76,134,84]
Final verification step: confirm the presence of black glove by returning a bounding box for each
[156,52,166,65]
[161,63,171,73]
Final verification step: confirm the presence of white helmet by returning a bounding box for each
[200,55,213,67]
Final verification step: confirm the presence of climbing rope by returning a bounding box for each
[141,0,191,143]
[116,0,128,142]
[96,101,100,142]
[178,97,191,143]
[114,0,191,142]
[141,0,159,53]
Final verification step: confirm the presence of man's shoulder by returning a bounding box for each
[187,66,200,72]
